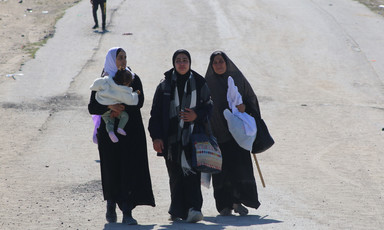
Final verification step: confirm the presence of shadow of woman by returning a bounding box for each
[103,223,155,230]
[204,214,283,227]
[156,215,282,230]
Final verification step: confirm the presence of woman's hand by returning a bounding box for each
[153,139,164,153]
[179,108,197,122]
[108,104,125,118]
[236,104,246,113]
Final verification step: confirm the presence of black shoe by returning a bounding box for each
[92,24,99,29]
[219,208,232,216]
[102,26,106,32]
[106,202,117,223]
[168,215,182,221]
[122,215,137,225]
[233,203,248,216]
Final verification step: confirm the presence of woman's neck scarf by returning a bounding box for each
[168,70,197,175]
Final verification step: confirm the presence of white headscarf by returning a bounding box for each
[104,47,120,77]
[103,47,135,78]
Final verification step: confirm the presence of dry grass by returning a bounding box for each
[357,0,384,14]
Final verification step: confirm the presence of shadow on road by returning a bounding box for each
[157,214,283,229]
[103,223,155,229]
[104,215,283,230]
[102,215,282,229]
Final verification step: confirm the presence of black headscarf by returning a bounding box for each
[205,50,260,143]
[172,49,191,68]
[172,49,192,100]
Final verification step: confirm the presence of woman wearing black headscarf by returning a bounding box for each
[148,49,212,223]
[205,51,261,216]
[88,47,155,225]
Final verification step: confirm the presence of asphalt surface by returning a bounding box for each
[1,0,383,229]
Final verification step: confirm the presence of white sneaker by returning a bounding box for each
[186,208,203,223]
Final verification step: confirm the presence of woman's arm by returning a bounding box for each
[124,75,144,113]
[193,83,213,122]
[148,83,164,141]
[88,91,110,115]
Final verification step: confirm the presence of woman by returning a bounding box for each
[205,51,261,216]
[88,47,155,225]
[148,49,212,223]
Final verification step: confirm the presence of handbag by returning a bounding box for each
[191,122,222,174]
[251,117,274,154]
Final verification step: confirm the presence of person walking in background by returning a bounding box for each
[204,51,261,216]
[148,49,212,223]
[90,0,106,31]
[88,47,155,225]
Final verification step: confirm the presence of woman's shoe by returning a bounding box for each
[122,215,138,225]
[168,215,182,221]
[233,203,248,216]
[186,208,203,223]
[105,201,117,223]
[219,208,232,216]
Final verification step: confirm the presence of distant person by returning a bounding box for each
[148,49,212,223]
[90,0,106,31]
[88,47,155,225]
[204,51,261,216]
[90,68,141,143]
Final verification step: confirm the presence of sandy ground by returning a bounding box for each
[1,0,384,229]
[0,0,80,77]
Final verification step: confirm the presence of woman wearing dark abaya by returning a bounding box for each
[204,51,261,216]
[88,47,155,225]
[148,49,212,223]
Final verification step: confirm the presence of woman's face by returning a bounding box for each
[212,55,227,75]
[174,53,190,75]
[116,50,127,69]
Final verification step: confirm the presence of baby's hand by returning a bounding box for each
[135,90,141,95]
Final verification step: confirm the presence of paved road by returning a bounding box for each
[1,0,383,229]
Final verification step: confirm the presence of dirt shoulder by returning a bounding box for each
[358,0,384,14]
[0,0,79,78]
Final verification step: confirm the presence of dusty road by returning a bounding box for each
[0,0,383,229]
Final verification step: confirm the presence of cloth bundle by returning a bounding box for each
[224,76,257,151]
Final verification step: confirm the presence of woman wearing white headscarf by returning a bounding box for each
[205,51,261,216]
[88,47,155,225]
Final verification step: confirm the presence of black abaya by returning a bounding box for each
[212,138,260,212]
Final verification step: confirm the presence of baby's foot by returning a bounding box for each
[117,128,126,136]
[108,132,119,143]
